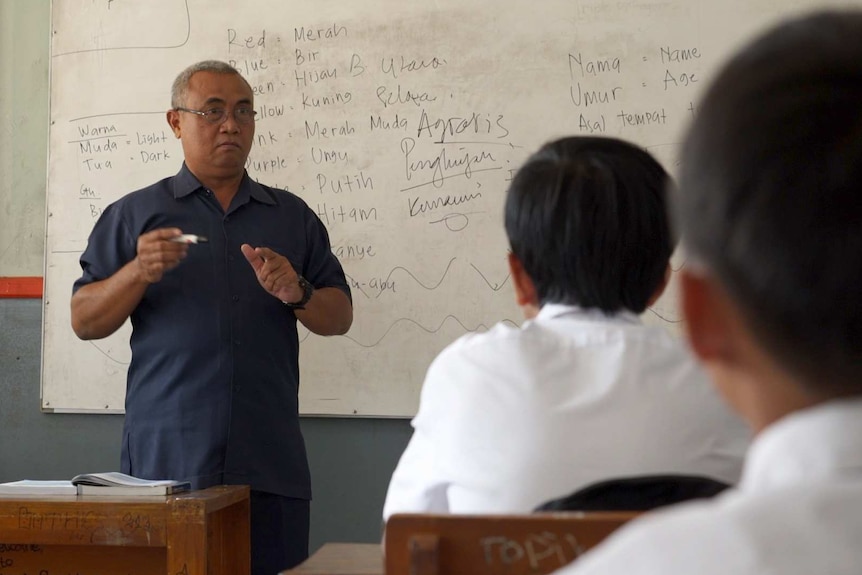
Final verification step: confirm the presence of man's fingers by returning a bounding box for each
[240,245,300,297]
[264,267,291,292]
[135,228,190,284]
[240,243,265,272]
[256,246,278,262]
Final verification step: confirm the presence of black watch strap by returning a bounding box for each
[283,276,314,310]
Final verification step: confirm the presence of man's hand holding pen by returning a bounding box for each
[134,228,189,284]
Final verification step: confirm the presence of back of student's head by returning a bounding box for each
[505,136,672,313]
[676,11,862,395]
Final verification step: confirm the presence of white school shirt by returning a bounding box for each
[382,304,749,520]
[554,398,862,575]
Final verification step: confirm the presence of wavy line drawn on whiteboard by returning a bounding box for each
[299,315,520,347]
[345,258,512,300]
[469,263,510,292]
[646,307,683,324]
[87,340,131,366]
[376,258,458,295]
[52,0,191,58]
[344,257,459,300]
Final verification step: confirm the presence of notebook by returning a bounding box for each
[71,472,191,496]
[1,472,191,496]
[0,479,77,496]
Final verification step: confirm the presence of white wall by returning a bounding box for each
[0,0,49,276]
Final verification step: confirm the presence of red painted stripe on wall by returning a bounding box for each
[0,277,43,298]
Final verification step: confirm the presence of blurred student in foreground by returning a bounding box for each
[382,136,749,521]
[554,10,862,575]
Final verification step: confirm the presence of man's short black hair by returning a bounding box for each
[676,11,862,394]
[505,136,672,313]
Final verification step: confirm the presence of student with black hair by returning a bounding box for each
[554,11,862,575]
[382,136,748,519]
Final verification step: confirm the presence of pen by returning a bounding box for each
[171,234,209,244]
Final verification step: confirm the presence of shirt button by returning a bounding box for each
[234,340,241,346]
[232,295,239,302]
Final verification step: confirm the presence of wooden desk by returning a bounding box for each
[280,543,382,575]
[0,485,250,575]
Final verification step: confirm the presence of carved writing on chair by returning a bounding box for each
[479,531,587,569]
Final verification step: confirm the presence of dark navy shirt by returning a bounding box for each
[73,164,350,499]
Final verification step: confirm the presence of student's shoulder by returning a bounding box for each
[627,322,709,374]
[419,322,525,390]
[564,483,862,575]
[436,320,523,357]
[415,323,526,421]
[562,495,750,575]
[625,320,690,350]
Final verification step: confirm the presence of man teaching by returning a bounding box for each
[71,60,353,574]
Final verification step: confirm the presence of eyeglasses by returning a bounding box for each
[175,106,257,125]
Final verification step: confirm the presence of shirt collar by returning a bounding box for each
[536,302,642,326]
[171,163,275,205]
[740,397,862,492]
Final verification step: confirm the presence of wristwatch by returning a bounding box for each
[283,276,314,310]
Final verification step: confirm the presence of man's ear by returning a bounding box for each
[167,109,181,138]
[508,252,538,309]
[679,268,737,364]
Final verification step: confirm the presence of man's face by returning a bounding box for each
[168,71,255,179]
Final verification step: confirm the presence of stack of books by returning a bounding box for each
[71,472,191,495]
[0,479,76,496]
[0,472,191,496]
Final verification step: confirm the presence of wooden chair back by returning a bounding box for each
[384,511,638,575]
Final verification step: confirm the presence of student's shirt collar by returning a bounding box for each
[537,302,642,326]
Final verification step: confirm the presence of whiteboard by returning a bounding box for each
[42,0,858,415]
